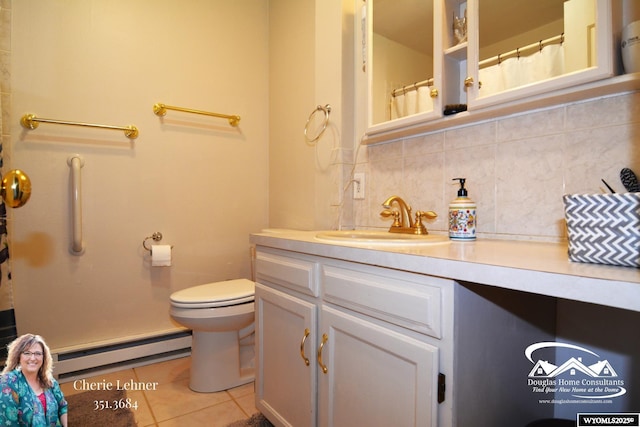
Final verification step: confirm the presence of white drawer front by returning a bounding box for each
[322,264,442,338]
[256,250,319,297]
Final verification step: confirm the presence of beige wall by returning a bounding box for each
[268,0,352,231]
[10,0,269,350]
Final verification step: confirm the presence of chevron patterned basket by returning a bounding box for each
[563,193,640,268]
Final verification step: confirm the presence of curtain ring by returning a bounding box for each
[304,104,331,143]
[539,40,543,52]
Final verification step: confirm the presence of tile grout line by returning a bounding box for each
[134,365,159,427]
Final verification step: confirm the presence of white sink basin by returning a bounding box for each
[315,230,450,246]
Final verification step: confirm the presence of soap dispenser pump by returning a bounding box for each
[449,178,476,240]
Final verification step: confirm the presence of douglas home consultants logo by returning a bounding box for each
[526,342,626,400]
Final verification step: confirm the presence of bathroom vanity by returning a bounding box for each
[251,230,640,427]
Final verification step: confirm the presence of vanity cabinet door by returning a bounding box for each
[255,283,318,427]
[317,305,439,427]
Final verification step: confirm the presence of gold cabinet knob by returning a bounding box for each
[464,77,474,88]
[430,88,439,98]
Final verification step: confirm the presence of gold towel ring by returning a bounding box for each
[304,104,331,143]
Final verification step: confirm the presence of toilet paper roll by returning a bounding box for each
[151,245,172,267]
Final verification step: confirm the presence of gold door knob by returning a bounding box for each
[299,328,310,366]
[464,77,474,88]
[1,169,32,208]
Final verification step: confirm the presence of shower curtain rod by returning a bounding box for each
[153,103,241,127]
[391,77,434,97]
[20,113,139,139]
[479,33,564,67]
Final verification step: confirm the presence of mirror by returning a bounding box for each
[478,0,597,98]
[1,169,32,208]
[370,0,435,126]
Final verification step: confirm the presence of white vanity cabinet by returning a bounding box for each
[252,232,640,425]
[254,249,319,427]
[254,247,451,427]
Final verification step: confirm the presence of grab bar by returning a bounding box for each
[21,114,139,139]
[68,156,84,255]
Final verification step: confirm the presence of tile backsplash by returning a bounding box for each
[351,91,640,242]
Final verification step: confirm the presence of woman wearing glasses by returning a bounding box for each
[0,334,68,426]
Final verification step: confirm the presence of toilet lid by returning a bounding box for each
[170,279,255,308]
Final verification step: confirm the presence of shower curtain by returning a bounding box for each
[391,85,434,120]
[0,76,8,288]
[479,43,565,98]
[0,4,9,293]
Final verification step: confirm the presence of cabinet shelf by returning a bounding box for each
[444,42,467,61]
[362,73,640,145]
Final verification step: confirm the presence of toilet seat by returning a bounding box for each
[170,279,254,309]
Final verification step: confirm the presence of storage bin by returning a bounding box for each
[563,193,640,268]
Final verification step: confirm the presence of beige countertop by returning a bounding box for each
[250,229,640,313]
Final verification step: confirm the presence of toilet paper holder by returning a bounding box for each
[143,232,163,252]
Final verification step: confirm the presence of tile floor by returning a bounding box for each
[59,356,258,426]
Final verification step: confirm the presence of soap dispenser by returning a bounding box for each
[449,178,476,240]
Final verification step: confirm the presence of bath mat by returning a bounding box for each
[65,388,137,426]
[226,412,274,427]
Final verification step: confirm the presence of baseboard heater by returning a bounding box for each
[53,330,192,382]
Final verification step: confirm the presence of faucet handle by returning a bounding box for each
[414,210,438,235]
[380,209,402,228]
[416,210,437,220]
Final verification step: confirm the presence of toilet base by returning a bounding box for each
[189,330,255,393]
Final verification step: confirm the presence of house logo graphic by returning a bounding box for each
[525,342,626,400]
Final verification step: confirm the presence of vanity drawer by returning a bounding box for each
[322,264,442,338]
[255,249,319,297]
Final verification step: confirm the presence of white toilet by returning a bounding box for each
[170,278,255,392]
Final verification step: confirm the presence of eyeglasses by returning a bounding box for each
[22,351,44,358]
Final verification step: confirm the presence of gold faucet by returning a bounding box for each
[381,195,437,235]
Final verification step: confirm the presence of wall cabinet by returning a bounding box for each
[254,247,448,426]
[364,0,621,144]
[464,0,615,109]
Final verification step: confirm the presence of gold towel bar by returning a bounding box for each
[20,113,139,139]
[153,103,240,127]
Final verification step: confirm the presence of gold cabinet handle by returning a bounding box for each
[317,333,328,374]
[464,77,474,88]
[430,88,439,98]
[299,328,310,366]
